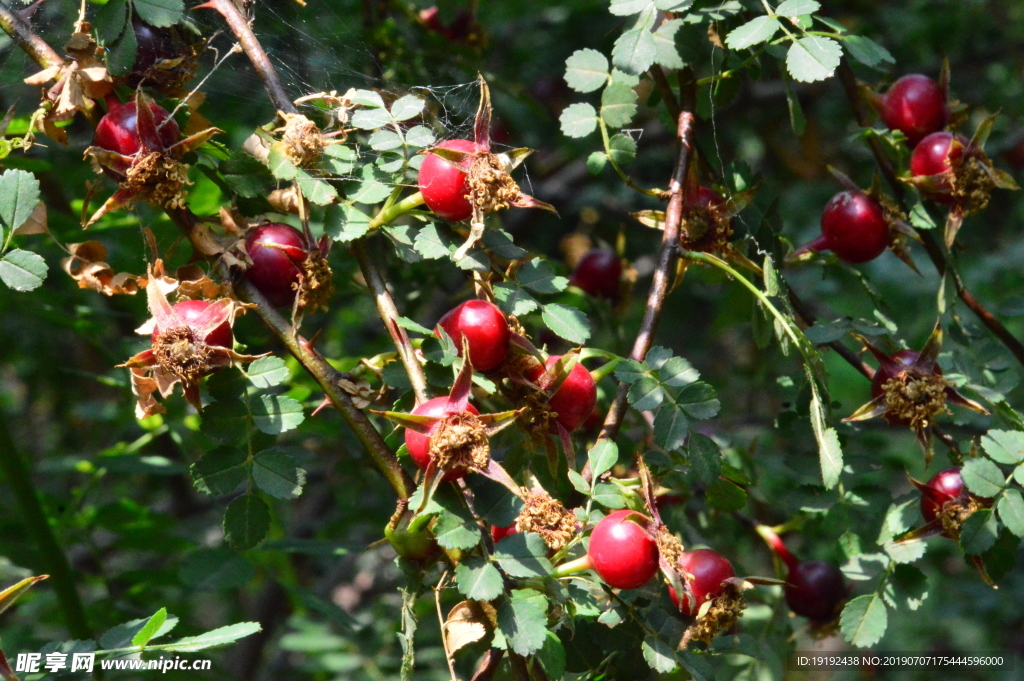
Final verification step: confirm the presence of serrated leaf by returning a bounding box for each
[653,19,685,69]
[601,83,639,129]
[325,203,371,242]
[653,406,688,451]
[961,458,1005,498]
[959,509,999,555]
[725,16,780,50]
[266,143,299,180]
[642,636,679,673]
[96,0,128,45]
[982,430,1024,465]
[368,129,404,152]
[568,469,590,495]
[0,169,40,239]
[787,36,842,83]
[405,125,435,149]
[775,0,819,16]
[246,356,289,388]
[321,143,358,174]
[588,440,618,479]
[612,28,657,76]
[106,12,138,75]
[251,394,304,435]
[688,432,721,484]
[810,384,842,489]
[101,612,178,650]
[614,359,648,385]
[678,382,720,419]
[542,304,591,344]
[435,509,483,550]
[607,133,638,166]
[564,49,610,93]
[517,259,567,293]
[495,533,554,578]
[133,0,183,27]
[0,249,46,291]
[131,608,168,647]
[560,103,598,138]
[628,376,664,411]
[160,622,261,652]
[843,35,894,68]
[224,494,271,550]
[390,95,425,121]
[840,594,887,648]
[351,107,392,130]
[191,446,247,496]
[252,449,305,500]
[350,89,386,108]
[497,590,547,656]
[592,483,628,509]
[705,478,747,511]
[295,173,338,206]
[493,282,539,317]
[454,558,503,601]
[659,356,699,387]
[610,0,651,15]
[997,489,1024,537]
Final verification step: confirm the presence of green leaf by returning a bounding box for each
[653,19,685,69]
[133,0,184,27]
[537,631,567,679]
[608,133,638,165]
[840,594,887,648]
[961,458,1005,498]
[482,229,528,260]
[810,384,843,489]
[252,449,305,500]
[178,548,255,590]
[614,359,648,385]
[601,83,639,128]
[350,89,386,108]
[266,143,299,180]
[131,608,168,647]
[960,509,999,555]
[592,483,628,509]
[296,172,338,205]
[542,304,591,344]
[497,589,547,656]
[642,635,680,674]
[517,259,567,293]
[688,433,722,484]
[982,430,1024,465]
[251,394,304,435]
[246,356,290,389]
[368,129,404,152]
[351,107,392,130]
[610,0,651,15]
[405,125,435,149]
[224,493,271,550]
[705,478,747,511]
[101,612,178,650]
[494,532,554,578]
[0,249,46,291]
[659,356,699,387]
[612,28,657,76]
[220,153,273,198]
[560,103,599,138]
[434,509,483,550]
[493,282,539,317]
[588,440,619,479]
[775,0,820,15]
[159,622,261,652]
[997,489,1024,537]
[190,446,247,496]
[454,557,503,601]
[325,203,371,242]
[96,0,128,45]
[201,400,249,443]
[413,223,454,260]
[678,382,720,419]
[842,35,894,68]
[564,48,610,93]
[467,476,522,526]
[390,95,425,121]
[653,406,688,451]
[587,151,608,174]
[0,168,40,239]
[628,376,664,411]
[725,16,781,50]
[786,36,842,83]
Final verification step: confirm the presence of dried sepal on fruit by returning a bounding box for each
[843,323,988,463]
[61,241,145,295]
[23,21,113,145]
[514,492,578,552]
[418,74,556,260]
[83,91,222,227]
[119,266,263,417]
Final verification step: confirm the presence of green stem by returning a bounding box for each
[0,416,92,640]
[549,555,593,580]
[369,191,426,231]
[598,118,662,200]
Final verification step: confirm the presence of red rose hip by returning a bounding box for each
[818,190,890,264]
[418,139,474,221]
[570,249,622,300]
[244,223,311,308]
[877,74,949,146]
[670,549,735,616]
[784,560,847,621]
[436,300,510,371]
[525,355,597,432]
[920,467,967,524]
[94,101,181,165]
[491,523,517,543]
[403,397,480,481]
[587,510,658,589]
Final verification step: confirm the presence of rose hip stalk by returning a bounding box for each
[844,323,987,463]
[121,266,263,416]
[244,223,333,312]
[417,75,556,259]
[85,92,221,227]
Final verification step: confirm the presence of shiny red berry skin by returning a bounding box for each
[878,74,948,146]
[525,356,597,433]
[570,249,622,300]
[587,510,658,589]
[94,102,180,159]
[910,132,972,205]
[244,223,309,308]
[784,560,847,621]
[418,139,474,221]
[670,549,735,616]
[152,299,233,349]
[404,397,480,481]
[491,524,517,543]
[820,190,889,264]
[436,300,510,371]
[920,467,966,524]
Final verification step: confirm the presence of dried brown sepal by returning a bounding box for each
[429,411,490,471]
[277,112,325,166]
[61,241,144,296]
[514,492,577,552]
[681,582,747,648]
[943,495,986,542]
[296,247,334,313]
[656,526,684,568]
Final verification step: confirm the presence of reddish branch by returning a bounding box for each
[0,0,63,70]
[598,110,696,443]
[838,60,1024,369]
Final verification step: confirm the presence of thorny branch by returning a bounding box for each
[0,0,63,70]
[837,59,1024,369]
